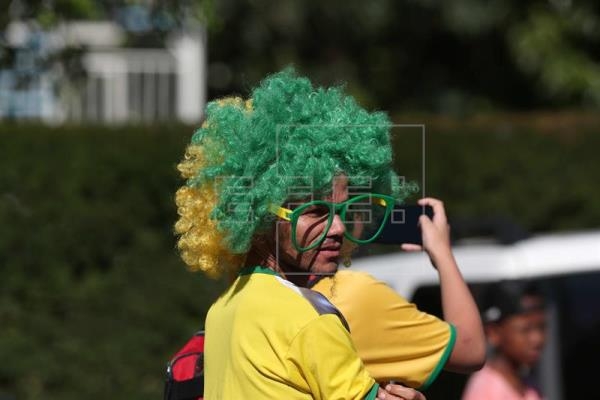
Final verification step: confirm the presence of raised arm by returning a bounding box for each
[402,197,486,373]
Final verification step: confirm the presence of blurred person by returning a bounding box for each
[461,281,547,400]
[174,68,428,399]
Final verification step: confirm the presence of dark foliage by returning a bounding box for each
[0,120,597,399]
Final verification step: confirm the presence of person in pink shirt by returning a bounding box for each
[462,281,547,400]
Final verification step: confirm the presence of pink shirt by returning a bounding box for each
[462,365,543,400]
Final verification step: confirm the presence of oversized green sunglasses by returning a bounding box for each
[268,193,396,252]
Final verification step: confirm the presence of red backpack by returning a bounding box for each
[164,331,204,400]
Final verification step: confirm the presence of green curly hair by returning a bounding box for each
[175,68,416,277]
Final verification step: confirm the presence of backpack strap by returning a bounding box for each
[274,274,350,332]
[298,286,350,332]
[306,274,327,289]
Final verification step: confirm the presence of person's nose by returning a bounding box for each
[328,213,346,236]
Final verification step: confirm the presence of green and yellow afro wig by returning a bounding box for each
[175,68,415,277]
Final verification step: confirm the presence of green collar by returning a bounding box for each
[239,265,279,276]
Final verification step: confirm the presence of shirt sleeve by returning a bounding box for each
[285,314,379,400]
[312,271,456,389]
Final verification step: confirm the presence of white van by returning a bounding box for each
[353,230,600,400]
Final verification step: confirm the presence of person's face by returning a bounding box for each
[488,296,547,367]
[276,175,349,276]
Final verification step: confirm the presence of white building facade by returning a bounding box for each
[0,20,206,124]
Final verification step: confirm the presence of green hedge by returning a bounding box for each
[0,124,226,400]
[384,119,600,233]
[0,120,597,399]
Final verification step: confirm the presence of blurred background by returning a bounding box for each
[1,0,599,399]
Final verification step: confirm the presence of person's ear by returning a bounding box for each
[339,240,358,268]
[259,219,287,251]
[253,227,274,249]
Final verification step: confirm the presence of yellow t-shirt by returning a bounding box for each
[204,266,379,400]
[311,270,456,389]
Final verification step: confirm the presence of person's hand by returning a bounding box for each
[377,383,426,400]
[401,197,452,267]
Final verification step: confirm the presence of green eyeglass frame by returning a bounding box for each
[268,193,396,253]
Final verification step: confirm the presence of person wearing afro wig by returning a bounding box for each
[174,68,477,399]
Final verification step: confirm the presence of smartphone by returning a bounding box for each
[373,205,434,245]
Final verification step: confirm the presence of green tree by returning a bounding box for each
[206,0,600,112]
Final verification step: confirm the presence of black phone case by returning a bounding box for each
[374,205,434,245]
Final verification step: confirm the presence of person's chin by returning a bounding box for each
[311,256,340,275]
[523,351,542,366]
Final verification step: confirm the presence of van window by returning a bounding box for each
[557,271,600,399]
